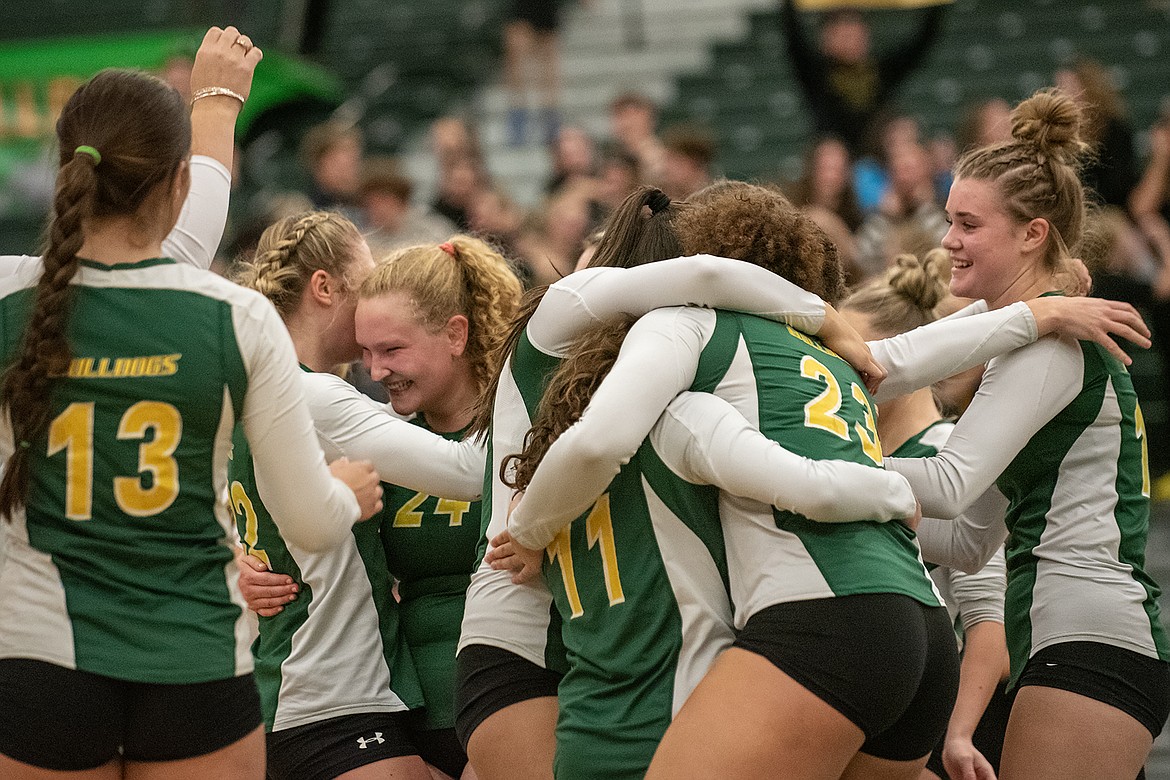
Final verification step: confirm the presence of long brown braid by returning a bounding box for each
[0,69,190,520]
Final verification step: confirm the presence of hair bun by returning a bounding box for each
[1010,88,1089,164]
[887,250,949,311]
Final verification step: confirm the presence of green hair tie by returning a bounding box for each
[74,145,101,165]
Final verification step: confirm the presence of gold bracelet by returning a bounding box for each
[190,86,246,108]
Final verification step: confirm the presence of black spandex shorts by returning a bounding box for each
[1014,640,1170,739]
[509,0,560,32]
[0,657,260,771]
[401,712,468,779]
[734,593,960,762]
[454,643,563,750]
[267,711,419,780]
[923,679,1011,777]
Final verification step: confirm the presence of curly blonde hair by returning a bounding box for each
[360,236,522,394]
[676,182,846,303]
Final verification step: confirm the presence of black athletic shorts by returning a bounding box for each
[266,711,419,780]
[454,643,563,750]
[0,657,260,771]
[402,712,468,779]
[734,592,961,762]
[1014,640,1170,739]
[923,679,1011,777]
[509,0,560,32]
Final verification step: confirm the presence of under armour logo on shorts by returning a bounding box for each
[357,732,385,749]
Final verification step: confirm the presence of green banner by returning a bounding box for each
[0,29,342,214]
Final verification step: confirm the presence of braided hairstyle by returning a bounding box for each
[841,248,952,338]
[954,88,1092,293]
[360,236,523,395]
[234,211,365,319]
[0,69,190,520]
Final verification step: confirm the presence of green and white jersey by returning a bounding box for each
[0,257,359,684]
[380,418,482,731]
[511,307,942,628]
[459,331,567,671]
[230,384,422,732]
[545,436,728,780]
[889,329,1169,684]
[461,256,827,669]
[894,422,1007,648]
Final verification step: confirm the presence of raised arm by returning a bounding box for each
[886,337,1083,519]
[653,391,917,523]
[303,372,485,501]
[164,26,262,269]
[238,297,364,552]
[508,307,711,550]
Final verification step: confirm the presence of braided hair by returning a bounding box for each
[234,211,365,319]
[0,69,190,520]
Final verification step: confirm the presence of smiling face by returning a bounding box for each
[355,291,469,421]
[941,177,1040,304]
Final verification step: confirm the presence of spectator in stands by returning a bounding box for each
[430,115,485,170]
[780,1,946,156]
[1056,57,1139,208]
[469,187,526,264]
[432,155,487,233]
[660,124,717,201]
[609,91,665,185]
[955,97,1012,153]
[1130,113,1170,301]
[360,158,455,254]
[855,139,948,278]
[787,136,863,232]
[300,120,363,216]
[504,0,583,146]
[595,145,641,215]
[546,125,598,197]
[854,112,923,212]
[516,189,591,286]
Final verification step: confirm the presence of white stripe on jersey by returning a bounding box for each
[1029,375,1159,660]
[641,475,734,715]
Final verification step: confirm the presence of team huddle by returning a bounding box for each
[0,25,1166,780]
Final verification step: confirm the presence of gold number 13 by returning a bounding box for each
[47,401,182,521]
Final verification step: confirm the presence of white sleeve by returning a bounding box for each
[161,155,231,270]
[869,301,1037,404]
[508,307,712,550]
[916,485,1010,574]
[653,392,918,522]
[236,297,360,552]
[946,547,1008,632]
[301,372,485,501]
[886,337,1084,519]
[527,255,825,355]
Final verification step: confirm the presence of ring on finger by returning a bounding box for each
[232,36,252,50]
